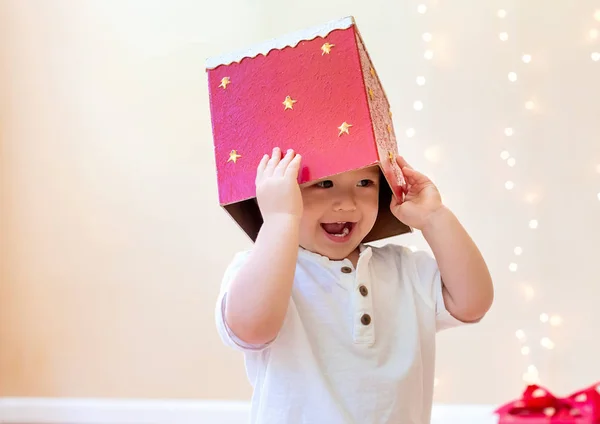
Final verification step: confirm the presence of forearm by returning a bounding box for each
[225,214,300,344]
[421,206,494,321]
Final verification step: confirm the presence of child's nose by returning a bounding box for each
[333,195,357,212]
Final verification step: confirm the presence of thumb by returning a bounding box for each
[390,194,403,212]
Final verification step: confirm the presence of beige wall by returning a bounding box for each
[0,0,265,399]
[1,0,599,404]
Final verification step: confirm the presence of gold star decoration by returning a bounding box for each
[338,122,352,136]
[282,95,297,110]
[368,88,374,100]
[387,124,392,133]
[321,42,335,55]
[227,150,241,163]
[388,110,393,118]
[219,77,231,89]
[388,151,394,162]
[370,67,375,77]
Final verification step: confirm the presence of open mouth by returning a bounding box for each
[320,222,356,239]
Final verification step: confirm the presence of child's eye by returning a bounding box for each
[357,179,374,187]
[316,180,333,188]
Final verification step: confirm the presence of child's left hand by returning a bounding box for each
[390,156,444,230]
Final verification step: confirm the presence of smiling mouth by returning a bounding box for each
[320,222,356,238]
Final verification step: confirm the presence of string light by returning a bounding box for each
[424,145,442,163]
[590,29,599,40]
[523,365,540,384]
[401,3,585,390]
[498,9,559,385]
[592,52,600,62]
[522,285,535,300]
[525,193,540,204]
[597,192,600,201]
[594,10,600,22]
[549,315,563,326]
[540,337,555,350]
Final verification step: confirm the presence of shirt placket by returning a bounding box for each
[349,250,375,346]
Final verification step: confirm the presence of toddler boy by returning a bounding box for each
[215,147,494,424]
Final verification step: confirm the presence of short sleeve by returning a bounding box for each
[215,250,272,352]
[410,249,471,332]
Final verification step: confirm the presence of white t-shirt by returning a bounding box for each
[215,243,468,424]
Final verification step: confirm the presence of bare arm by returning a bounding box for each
[421,206,494,322]
[391,156,494,323]
[225,215,300,345]
[224,147,303,345]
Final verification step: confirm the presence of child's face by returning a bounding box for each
[299,166,380,260]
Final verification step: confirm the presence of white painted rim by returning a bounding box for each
[205,16,355,69]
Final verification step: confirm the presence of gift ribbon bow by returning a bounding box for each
[495,383,600,422]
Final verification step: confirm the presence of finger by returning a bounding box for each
[402,166,430,185]
[273,149,295,176]
[396,155,413,170]
[264,147,281,175]
[284,154,302,178]
[255,154,269,183]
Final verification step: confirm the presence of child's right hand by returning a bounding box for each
[255,147,303,221]
[226,148,303,346]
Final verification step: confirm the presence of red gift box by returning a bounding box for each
[495,383,600,423]
[205,16,410,242]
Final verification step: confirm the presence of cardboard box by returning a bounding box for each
[206,16,410,242]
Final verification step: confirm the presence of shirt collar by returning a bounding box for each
[297,244,372,267]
